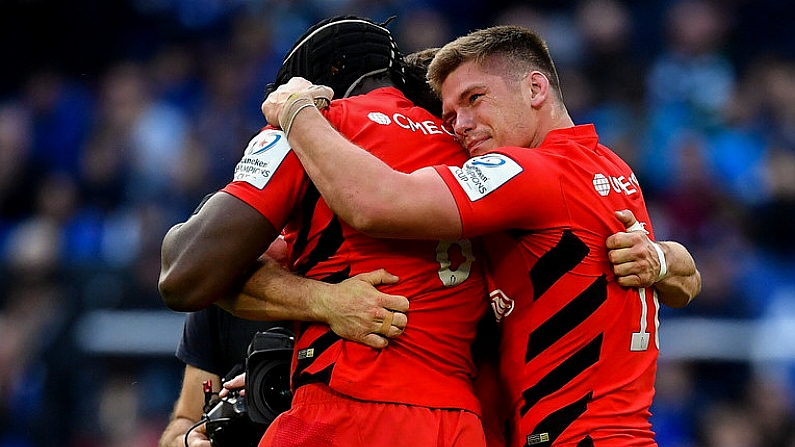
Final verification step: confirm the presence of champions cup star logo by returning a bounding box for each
[235,129,291,190]
[251,133,282,154]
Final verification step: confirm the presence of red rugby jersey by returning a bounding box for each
[434,125,660,446]
[222,87,489,414]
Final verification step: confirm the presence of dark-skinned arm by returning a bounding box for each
[159,192,276,312]
[158,191,409,348]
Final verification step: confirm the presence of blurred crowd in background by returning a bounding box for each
[1,0,794,446]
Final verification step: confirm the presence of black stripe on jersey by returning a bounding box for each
[293,182,347,279]
[523,392,592,447]
[530,230,589,301]
[293,364,333,389]
[320,265,352,284]
[292,183,321,258]
[292,330,341,387]
[298,321,313,335]
[520,333,602,416]
[525,275,608,363]
[577,435,594,446]
[295,215,345,276]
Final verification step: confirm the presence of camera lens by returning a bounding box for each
[245,329,294,425]
[246,356,292,424]
[258,360,292,413]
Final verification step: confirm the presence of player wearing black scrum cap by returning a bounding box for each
[266,16,406,98]
[160,15,493,447]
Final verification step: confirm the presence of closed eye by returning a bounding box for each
[446,117,456,129]
[442,112,456,129]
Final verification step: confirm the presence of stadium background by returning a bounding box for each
[1,0,794,446]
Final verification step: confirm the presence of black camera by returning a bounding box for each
[244,327,294,424]
[205,388,262,447]
[204,327,294,447]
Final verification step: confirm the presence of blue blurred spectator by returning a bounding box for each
[641,0,736,194]
[24,70,95,179]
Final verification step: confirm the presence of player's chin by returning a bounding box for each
[467,139,497,157]
[468,146,490,157]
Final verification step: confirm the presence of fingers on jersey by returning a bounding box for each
[614,209,643,232]
[376,310,406,338]
[378,310,394,335]
[612,263,646,288]
[608,232,660,288]
[607,231,648,262]
[360,333,390,349]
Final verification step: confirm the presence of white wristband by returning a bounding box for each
[652,242,667,282]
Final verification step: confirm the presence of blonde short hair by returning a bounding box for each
[427,25,563,101]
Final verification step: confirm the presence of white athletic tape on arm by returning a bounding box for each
[626,220,648,234]
[652,242,667,282]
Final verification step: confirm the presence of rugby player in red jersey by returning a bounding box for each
[161,16,491,447]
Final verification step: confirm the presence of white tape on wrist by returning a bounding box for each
[626,220,648,234]
[652,242,667,282]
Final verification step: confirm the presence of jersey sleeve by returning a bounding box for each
[434,150,565,238]
[221,127,308,230]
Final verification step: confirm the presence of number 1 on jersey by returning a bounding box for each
[631,287,660,352]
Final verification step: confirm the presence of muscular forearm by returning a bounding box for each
[262,79,462,239]
[217,257,409,349]
[287,108,463,239]
[216,256,331,322]
[654,241,701,308]
[287,108,411,234]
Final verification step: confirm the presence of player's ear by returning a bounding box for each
[526,71,549,108]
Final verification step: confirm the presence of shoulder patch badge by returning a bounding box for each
[447,153,523,201]
[232,129,292,189]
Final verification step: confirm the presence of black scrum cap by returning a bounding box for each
[265,16,405,99]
